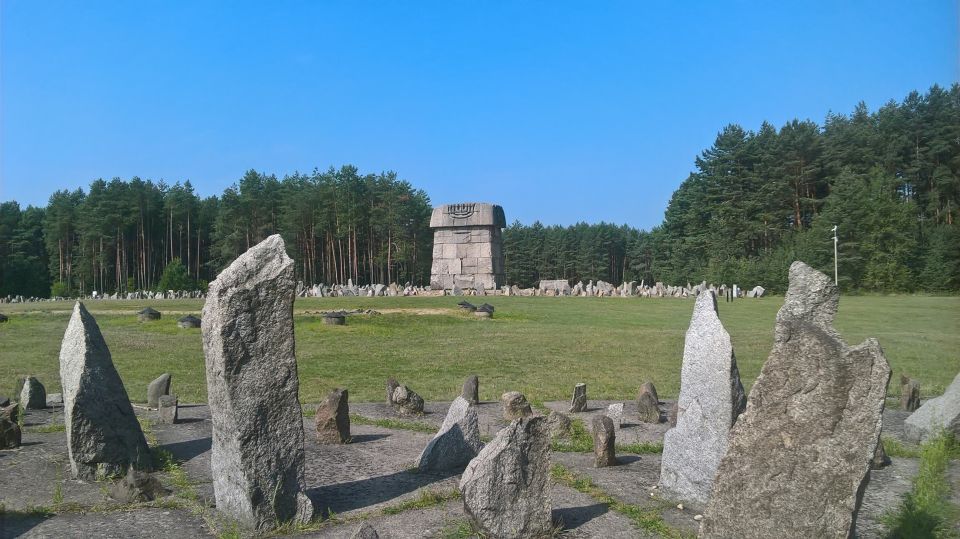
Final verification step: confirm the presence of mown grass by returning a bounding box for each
[883,432,960,538]
[349,413,437,434]
[1,296,957,405]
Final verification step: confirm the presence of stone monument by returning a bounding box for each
[429,203,506,290]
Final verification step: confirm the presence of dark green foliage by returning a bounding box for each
[156,259,194,292]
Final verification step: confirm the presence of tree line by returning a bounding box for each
[1,84,958,296]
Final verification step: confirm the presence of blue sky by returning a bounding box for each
[1,1,956,230]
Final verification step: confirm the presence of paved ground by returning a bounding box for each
[0,399,933,538]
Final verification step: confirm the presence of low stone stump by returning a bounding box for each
[501,391,533,420]
[158,395,178,424]
[592,415,617,467]
[386,378,399,405]
[323,313,346,326]
[137,307,161,322]
[569,383,587,412]
[315,388,351,444]
[147,373,172,408]
[546,411,572,438]
[462,375,479,405]
[0,415,21,449]
[177,315,201,329]
[393,385,424,415]
[0,313,7,323]
[900,375,921,412]
[606,403,624,429]
[637,384,660,423]
[20,376,46,409]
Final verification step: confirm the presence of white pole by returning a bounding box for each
[832,225,838,285]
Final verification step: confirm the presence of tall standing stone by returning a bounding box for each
[658,291,745,505]
[569,383,587,412]
[19,376,47,409]
[700,262,891,538]
[462,375,480,405]
[460,416,552,537]
[315,388,350,444]
[900,375,921,412]
[592,415,617,468]
[59,302,152,479]
[416,396,483,471]
[147,373,172,408]
[903,372,960,443]
[202,235,313,529]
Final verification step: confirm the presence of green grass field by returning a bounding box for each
[0,295,957,405]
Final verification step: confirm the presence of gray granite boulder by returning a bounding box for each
[904,372,960,443]
[158,395,178,425]
[460,416,552,537]
[462,375,479,405]
[147,373,171,408]
[501,391,533,420]
[0,415,21,449]
[592,415,616,468]
[59,302,152,480]
[636,387,660,423]
[46,393,63,407]
[19,376,46,409]
[109,467,171,503]
[900,375,921,412]
[700,261,891,539]
[386,378,399,404]
[393,385,424,415]
[137,307,161,322]
[201,235,313,529]
[177,315,201,329]
[350,522,379,539]
[546,410,572,438]
[315,388,350,444]
[416,396,482,471]
[569,383,587,412]
[658,291,746,505]
[640,381,659,404]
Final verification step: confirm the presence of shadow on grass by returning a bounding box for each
[307,468,459,517]
[553,502,609,531]
[159,436,211,462]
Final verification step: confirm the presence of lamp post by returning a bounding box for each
[831,225,838,286]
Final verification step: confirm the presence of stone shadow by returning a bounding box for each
[307,468,459,516]
[553,502,610,531]
[348,433,390,444]
[159,436,211,462]
[0,512,52,538]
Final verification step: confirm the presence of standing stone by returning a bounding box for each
[592,415,617,467]
[315,388,350,444]
[871,440,890,469]
[46,393,63,407]
[462,375,480,405]
[137,307,161,321]
[59,302,152,480]
[416,396,483,471]
[460,416,552,538]
[658,291,746,505]
[546,411,572,438]
[201,235,313,529]
[350,523,380,539]
[900,375,921,412]
[569,383,587,412]
[158,395,178,425]
[904,371,960,443]
[606,403,624,429]
[147,373,172,408]
[177,315,201,329]
[393,385,424,415]
[501,391,533,420]
[19,376,46,409]
[386,378,399,405]
[700,262,891,539]
[637,387,660,423]
[0,415,21,449]
[640,381,659,404]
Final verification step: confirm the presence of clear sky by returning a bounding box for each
[1,1,956,230]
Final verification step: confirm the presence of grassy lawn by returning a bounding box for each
[0,295,957,405]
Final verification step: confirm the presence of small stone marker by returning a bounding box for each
[177,315,201,329]
[900,375,921,412]
[457,301,477,312]
[637,386,660,423]
[606,403,624,429]
[322,312,346,326]
[474,303,493,318]
[904,371,960,443]
[659,291,746,505]
[137,307,161,321]
[386,378,399,405]
[501,391,533,420]
[46,393,63,407]
[460,416,552,538]
[1,403,19,423]
[158,395,178,424]
[0,313,7,323]
[700,262,891,538]
[640,381,659,404]
[393,385,424,415]
[0,415,21,449]
[569,383,587,412]
[315,388,350,444]
[147,373,172,408]
[20,376,46,409]
[592,415,617,467]
[60,302,152,479]
[201,235,313,529]
[546,410,572,438]
[871,440,890,469]
[109,466,170,503]
[350,522,380,539]
[462,375,480,405]
[416,396,483,471]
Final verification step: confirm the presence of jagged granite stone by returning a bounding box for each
[59,302,152,479]
[592,415,616,468]
[546,411,572,438]
[20,376,46,409]
[460,416,552,538]
[201,235,313,529]
[569,383,587,412]
[177,315,201,329]
[393,385,424,415]
[416,396,483,471]
[904,371,960,443]
[158,395,178,424]
[658,291,746,505]
[315,388,350,444]
[637,387,660,423]
[700,261,891,539]
[350,522,379,539]
[900,375,921,412]
[871,439,890,469]
[462,375,480,405]
[0,415,21,449]
[640,381,659,404]
[109,466,171,503]
[147,373,171,408]
[501,391,533,420]
[386,378,399,405]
